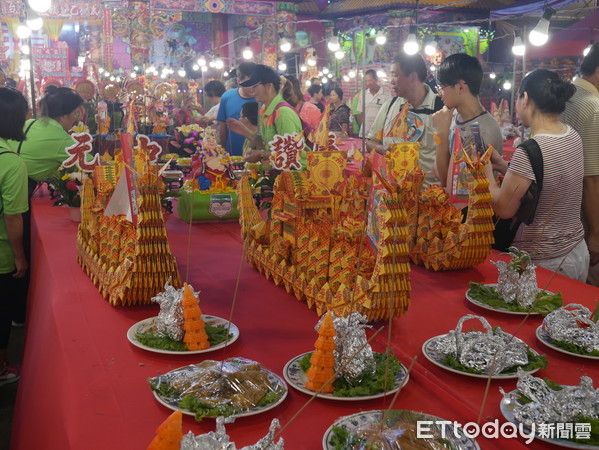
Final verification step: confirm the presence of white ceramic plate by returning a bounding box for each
[536,326,599,361]
[283,352,409,401]
[500,390,599,449]
[466,284,556,316]
[322,410,480,450]
[422,335,543,379]
[127,315,239,355]
[152,361,288,419]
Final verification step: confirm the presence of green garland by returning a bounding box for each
[300,351,402,397]
[135,323,232,352]
[468,282,563,315]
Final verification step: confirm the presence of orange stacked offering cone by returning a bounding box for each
[147,410,182,450]
[181,283,210,351]
[305,312,336,393]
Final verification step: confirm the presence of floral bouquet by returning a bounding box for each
[46,167,85,207]
[170,124,204,156]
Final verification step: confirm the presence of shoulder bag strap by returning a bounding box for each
[17,119,37,154]
[518,138,544,191]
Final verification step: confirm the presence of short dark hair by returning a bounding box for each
[238,62,257,79]
[204,80,225,98]
[392,53,427,82]
[310,77,320,84]
[241,101,259,126]
[39,86,83,119]
[437,53,483,95]
[580,41,599,77]
[365,69,377,80]
[0,87,28,141]
[518,69,576,114]
[330,86,344,100]
[308,84,322,96]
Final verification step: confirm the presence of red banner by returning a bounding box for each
[33,47,68,81]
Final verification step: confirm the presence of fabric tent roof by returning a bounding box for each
[527,10,599,58]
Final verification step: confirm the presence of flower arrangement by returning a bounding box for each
[170,124,204,156]
[46,167,85,207]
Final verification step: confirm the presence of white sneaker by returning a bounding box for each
[0,365,19,387]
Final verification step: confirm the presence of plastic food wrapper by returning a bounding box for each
[180,417,284,449]
[501,369,599,425]
[149,358,284,414]
[150,278,200,341]
[427,314,529,375]
[332,410,478,449]
[493,260,538,307]
[542,304,599,353]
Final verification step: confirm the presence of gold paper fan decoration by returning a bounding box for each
[127,80,144,101]
[74,80,96,101]
[154,82,174,102]
[101,81,119,102]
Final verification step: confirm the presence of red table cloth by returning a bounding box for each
[11,193,599,450]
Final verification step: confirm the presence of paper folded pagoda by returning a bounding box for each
[238,150,411,321]
[77,133,182,305]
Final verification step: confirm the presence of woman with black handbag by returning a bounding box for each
[485,70,589,281]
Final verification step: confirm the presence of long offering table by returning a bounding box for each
[11,193,599,450]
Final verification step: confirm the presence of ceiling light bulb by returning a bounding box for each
[160,73,167,79]
[529,7,555,47]
[192,64,199,71]
[424,41,437,56]
[208,60,215,68]
[489,72,496,79]
[512,36,525,56]
[28,0,51,13]
[335,50,344,60]
[197,56,206,66]
[214,58,224,69]
[130,72,136,78]
[224,71,229,77]
[242,46,253,60]
[110,76,115,81]
[201,66,208,72]
[430,65,436,72]
[300,65,307,72]
[503,81,512,90]
[403,26,419,55]
[377,70,386,78]
[178,68,186,77]
[305,80,311,87]
[307,55,317,66]
[21,44,30,55]
[327,36,340,52]
[327,73,333,78]
[375,30,387,46]
[21,59,31,71]
[26,17,43,31]
[16,25,32,39]
[348,70,356,78]
[278,61,287,72]
[279,37,292,53]
[343,75,350,82]
[321,77,328,84]
[322,67,329,74]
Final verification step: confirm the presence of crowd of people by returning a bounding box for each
[1,42,599,387]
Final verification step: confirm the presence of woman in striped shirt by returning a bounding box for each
[485,70,589,281]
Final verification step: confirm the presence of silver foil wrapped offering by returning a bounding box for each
[180,417,284,450]
[427,315,529,375]
[502,369,599,426]
[542,304,599,353]
[150,279,200,341]
[314,312,376,385]
[493,260,538,308]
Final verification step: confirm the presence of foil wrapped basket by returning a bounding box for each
[500,369,599,447]
[542,303,599,355]
[492,260,538,308]
[424,314,531,377]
